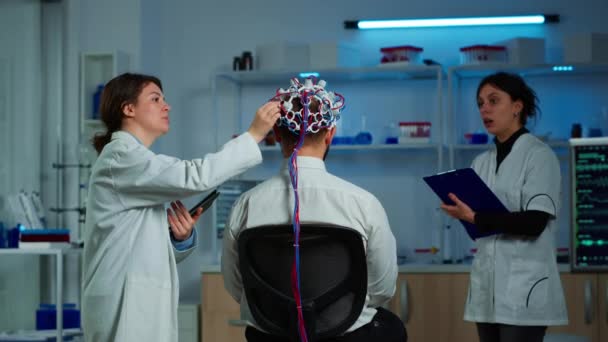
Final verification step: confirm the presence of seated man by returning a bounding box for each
[221,77,406,342]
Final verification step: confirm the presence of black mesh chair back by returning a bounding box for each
[237,224,367,342]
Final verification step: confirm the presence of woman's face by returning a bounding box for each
[477,84,523,142]
[127,82,171,137]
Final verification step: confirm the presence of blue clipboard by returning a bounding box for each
[423,167,509,240]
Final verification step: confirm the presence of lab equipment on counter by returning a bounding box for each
[413,246,440,264]
[424,168,508,240]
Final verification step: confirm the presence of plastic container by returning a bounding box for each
[0,221,5,248]
[464,132,489,144]
[36,303,81,330]
[232,56,241,71]
[92,84,104,119]
[331,136,354,145]
[380,45,423,64]
[7,226,19,248]
[354,131,373,145]
[384,122,400,144]
[241,51,253,70]
[459,45,507,64]
[398,121,431,143]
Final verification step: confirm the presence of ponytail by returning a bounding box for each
[92,131,114,154]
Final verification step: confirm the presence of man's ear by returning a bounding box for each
[272,125,282,143]
[325,126,337,145]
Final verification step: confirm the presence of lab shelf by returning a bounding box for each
[446,62,608,169]
[211,63,446,264]
[259,142,442,152]
[0,248,83,342]
[449,62,608,79]
[215,64,443,85]
[451,140,570,151]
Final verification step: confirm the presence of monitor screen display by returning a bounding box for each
[570,137,608,271]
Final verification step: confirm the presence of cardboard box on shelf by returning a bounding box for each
[255,42,310,71]
[310,43,360,69]
[495,37,545,65]
[563,33,608,63]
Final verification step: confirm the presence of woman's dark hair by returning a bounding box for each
[92,73,162,154]
[476,72,540,125]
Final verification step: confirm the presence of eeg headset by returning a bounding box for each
[270,77,345,342]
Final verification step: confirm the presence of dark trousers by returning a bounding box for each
[477,322,547,342]
[245,307,407,342]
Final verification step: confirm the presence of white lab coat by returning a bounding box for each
[82,131,262,341]
[464,133,568,326]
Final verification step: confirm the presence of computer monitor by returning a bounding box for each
[570,137,608,271]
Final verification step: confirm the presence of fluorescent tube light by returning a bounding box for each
[344,14,559,29]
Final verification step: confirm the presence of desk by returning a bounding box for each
[0,248,82,342]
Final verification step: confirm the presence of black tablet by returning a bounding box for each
[189,190,220,216]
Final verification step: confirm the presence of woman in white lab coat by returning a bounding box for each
[81,73,280,341]
[441,72,568,342]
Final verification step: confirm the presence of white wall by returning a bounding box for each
[0,0,42,196]
[0,0,42,331]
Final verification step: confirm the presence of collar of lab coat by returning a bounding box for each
[112,130,144,146]
[280,156,326,173]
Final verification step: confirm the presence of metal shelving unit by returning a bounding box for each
[211,64,447,262]
[212,64,445,165]
[447,62,608,169]
[0,247,83,342]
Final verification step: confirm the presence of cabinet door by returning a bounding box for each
[201,274,246,342]
[600,274,608,342]
[391,274,476,341]
[547,273,599,342]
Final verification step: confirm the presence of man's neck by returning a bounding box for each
[281,144,326,159]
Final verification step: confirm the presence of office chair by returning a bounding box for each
[237,224,368,342]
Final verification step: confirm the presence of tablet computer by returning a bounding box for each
[423,168,508,240]
[189,190,220,216]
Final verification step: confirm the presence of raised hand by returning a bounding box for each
[247,101,281,143]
